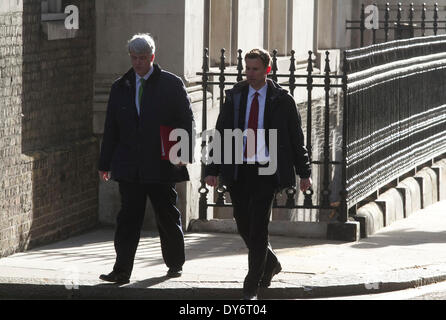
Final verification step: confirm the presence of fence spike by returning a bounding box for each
[307,50,313,73]
[372,3,378,44]
[360,4,365,47]
[397,2,402,40]
[385,3,390,42]
[237,49,243,82]
[434,3,439,35]
[409,3,414,37]
[202,47,209,73]
[289,50,296,95]
[219,48,226,112]
[324,51,331,74]
[271,49,278,82]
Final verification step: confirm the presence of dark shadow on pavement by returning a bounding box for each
[129,276,169,288]
[95,275,169,288]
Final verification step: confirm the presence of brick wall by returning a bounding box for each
[0,0,98,257]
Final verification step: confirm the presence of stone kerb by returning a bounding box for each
[432,159,446,201]
[375,188,405,226]
[355,202,384,238]
[354,162,444,238]
[397,177,421,217]
[414,167,438,209]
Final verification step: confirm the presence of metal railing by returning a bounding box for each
[347,2,446,47]
[196,35,446,226]
[196,49,348,222]
[343,35,446,211]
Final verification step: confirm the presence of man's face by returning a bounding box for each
[245,57,268,89]
[130,52,154,77]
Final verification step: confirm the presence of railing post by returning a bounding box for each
[372,3,377,45]
[216,49,226,206]
[360,4,365,47]
[289,50,296,96]
[385,3,390,42]
[236,49,243,82]
[304,50,314,207]
[397,2,402,40]
[219,48,226,112]
[271,49,278,82]
[340,52,349,223]
[422,3,426,37]
[322,51,332,208]
[199,48,210,220]
[434,3,439,36]
[409,3,414,38]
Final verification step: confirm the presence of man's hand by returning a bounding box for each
[300,177,312,192]
[99,171,111,182]
[205,176,218,187]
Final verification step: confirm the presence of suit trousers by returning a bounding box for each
[113,181,185,276]
[228,164,279,294]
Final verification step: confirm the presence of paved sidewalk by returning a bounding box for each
[1,201,446,299]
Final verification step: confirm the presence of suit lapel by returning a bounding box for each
[264,85,273,130]
[120,69,139,122]
[264,81,282,149]
[130,76,138,119]
[238,86,249,130]
[265,81,281,130]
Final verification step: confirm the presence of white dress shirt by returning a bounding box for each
[135,66,154,116]
[243,83,270,163]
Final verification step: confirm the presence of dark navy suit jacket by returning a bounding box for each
[205,80,311,189]
[99,64,194,183]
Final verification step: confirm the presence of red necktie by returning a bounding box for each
[245,92,259,159]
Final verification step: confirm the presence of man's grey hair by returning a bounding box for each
[128,33,156,56]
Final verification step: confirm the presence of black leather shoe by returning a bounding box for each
[99,271,130,284]
[259,262,282,288]
[166,267,183,278]
[243,280,258,300]
[243,293,258,300]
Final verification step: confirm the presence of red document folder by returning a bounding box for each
[160,125,176,160]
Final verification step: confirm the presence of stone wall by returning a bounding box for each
[0,0,98,257]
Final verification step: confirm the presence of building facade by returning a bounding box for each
[0,0,97,257]
[3,0,445,256]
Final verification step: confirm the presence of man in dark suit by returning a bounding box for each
[205,48,312,300]
[98,34,194,284]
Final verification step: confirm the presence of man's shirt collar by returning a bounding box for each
[135,66,154,82]
[248,82,268,98]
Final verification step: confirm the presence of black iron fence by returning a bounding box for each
[196,36,446,225]
[197,49,347,222]
[343,35,446,211]
[347,3,446,47]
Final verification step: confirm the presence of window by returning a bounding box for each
[40,0,78,40]
[41,0,65,21]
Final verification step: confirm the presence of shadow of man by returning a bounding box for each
[96,275,169,288]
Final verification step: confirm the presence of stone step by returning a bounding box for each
[94,94,109,103]
[93,102,107,112]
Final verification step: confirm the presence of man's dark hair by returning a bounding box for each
[244,48,271,68]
